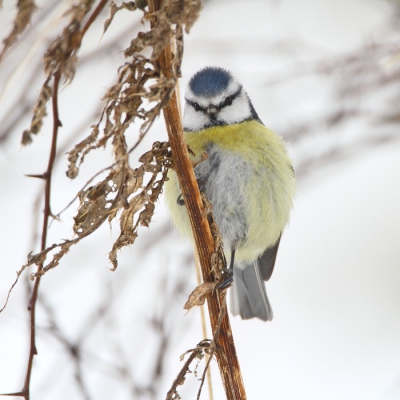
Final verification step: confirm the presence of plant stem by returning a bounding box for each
[148,1,247,397]
[20,69,62,400]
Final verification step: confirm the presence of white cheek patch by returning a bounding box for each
[183,104,209,131]
[218,92,252,125]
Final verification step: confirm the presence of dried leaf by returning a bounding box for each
[103,1,138,35]
[107,142,172,269]
[21,82,52,145]
[0,0,37,62]
[30,241,76,280]
[184,282,217,310]
[73,169,123,237]
[67,125,100,178]
[166,0,202,33]
[21,0,98,144]
[43,0,96,80]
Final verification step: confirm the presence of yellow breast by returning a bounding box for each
[164,120,295,262]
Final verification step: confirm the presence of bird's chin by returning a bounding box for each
[183,119,227,132]
[203,119,227,129]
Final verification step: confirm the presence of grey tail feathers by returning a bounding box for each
[230,261,273,321]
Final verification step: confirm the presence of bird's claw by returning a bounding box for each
[177,194,185,206]
[217,268,234,290]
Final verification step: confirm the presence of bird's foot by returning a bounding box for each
[176,194,185,206]
[217,268,234,290]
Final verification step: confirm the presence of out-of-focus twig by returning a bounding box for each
[165,340,212,400]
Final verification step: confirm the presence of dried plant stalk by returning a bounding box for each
[1,2,193,397]
[149,1,247,398]
[21,0,105,146]
[13,0,200,282]
[2,0,246,398]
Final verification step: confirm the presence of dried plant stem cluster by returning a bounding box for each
[7,0,202,286]
[21,0,108,146]
[1,0,247,399]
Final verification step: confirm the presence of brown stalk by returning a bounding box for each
[148,1,247,398]
[80,0,109,39]
[3,70,62,400]
[2,3,110,398]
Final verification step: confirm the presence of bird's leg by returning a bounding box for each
[229,249,235,270]
[217,249,235,289]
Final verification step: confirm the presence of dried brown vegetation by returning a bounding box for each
[0,0,249,399]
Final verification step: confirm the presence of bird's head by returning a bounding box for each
[183,67,260,131]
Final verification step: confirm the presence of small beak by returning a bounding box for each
[206,105,219,119]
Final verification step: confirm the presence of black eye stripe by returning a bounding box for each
[185,86,242,113]
[220,86,242,109]
[186,98,206,112]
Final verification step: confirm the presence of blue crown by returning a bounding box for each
[189,67,233,97]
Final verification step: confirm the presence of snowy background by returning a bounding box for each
[1,0,400,399]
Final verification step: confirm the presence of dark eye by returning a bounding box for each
[193,102,201,111]
[224,96,233,106]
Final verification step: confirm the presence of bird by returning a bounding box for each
[164,66,295,321]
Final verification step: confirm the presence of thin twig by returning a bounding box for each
[196,299,227,400]
[80,0,109,39]
[194,252,214,400]
[55,162,115,218]
[38,296,92,400]
[13,69,62,400]
[197,346,215,400]
[165,348,202,400]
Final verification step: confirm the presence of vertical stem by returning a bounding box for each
[148,1,247,398]
[11,2,114,398]
[22,70,62,400]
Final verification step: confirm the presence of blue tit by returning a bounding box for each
[164,66,295,321]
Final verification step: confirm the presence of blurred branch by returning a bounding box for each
[39,296,92,400]
[0,63,41,144]
[295,131,400,180]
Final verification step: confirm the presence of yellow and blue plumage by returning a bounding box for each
[165,67,295,321]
